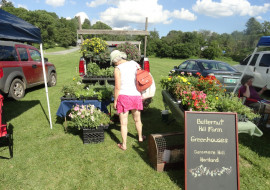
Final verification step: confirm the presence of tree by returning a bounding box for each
[262,21,270,36]
[91,21,112,30]
[82,19,91,29]
[245,17,262,35]
[201,40,221,59]
[0,0,14,7]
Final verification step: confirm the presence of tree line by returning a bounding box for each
[1,0,270,61]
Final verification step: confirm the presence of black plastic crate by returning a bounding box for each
[82,128,104,144]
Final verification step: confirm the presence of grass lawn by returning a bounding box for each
[1,51,270,189]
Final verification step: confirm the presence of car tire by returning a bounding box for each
[48,72,57,87]
[8,79,25,100]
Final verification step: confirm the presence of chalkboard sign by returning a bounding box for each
[185,111,239,190]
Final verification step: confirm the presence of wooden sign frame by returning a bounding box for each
[185,111,240,190]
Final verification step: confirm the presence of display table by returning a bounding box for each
[162,90,263,137]
[56,99,112,130]
[56,99,111,117]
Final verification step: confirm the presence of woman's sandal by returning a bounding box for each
[138,135,146,143]
[117,143,127,151]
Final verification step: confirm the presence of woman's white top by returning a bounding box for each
[116,60,141,96]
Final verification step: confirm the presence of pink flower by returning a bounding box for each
[74,105,79,111]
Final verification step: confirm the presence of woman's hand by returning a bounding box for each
[114,101,117,110]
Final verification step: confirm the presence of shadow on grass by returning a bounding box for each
[0,123,14,159]
[2,99,44,123]
[238,128,270,158]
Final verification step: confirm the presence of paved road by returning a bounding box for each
[44,46,80,55]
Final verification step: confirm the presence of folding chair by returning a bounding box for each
[0,94,13,159]
[238,89,269,128]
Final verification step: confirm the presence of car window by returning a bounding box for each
[217,62,235,71]
[0,45,17,61]
[201,62,218,70]
[18,48,28,61]
[259,54,270,67]
[29,49,41,61]
[186,61,199,70]
[178,61,188,69]
[241,54,258,66]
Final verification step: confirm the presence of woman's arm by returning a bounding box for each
[243,84,250,98]
[114,67,121,109]
[258,86,267,96]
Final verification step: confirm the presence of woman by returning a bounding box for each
[239,75,270,127]
[239,75,267,109]
[111,50,145,151]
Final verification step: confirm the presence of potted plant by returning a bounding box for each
[68,104,111,144]
[116,42,141,62]
[61,77,114,101]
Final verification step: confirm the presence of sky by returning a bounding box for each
[8,0,270,37]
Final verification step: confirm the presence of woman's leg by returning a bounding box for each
[119,111,129,149]
[131,109,143,141]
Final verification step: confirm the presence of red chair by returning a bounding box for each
[0,94,13,158]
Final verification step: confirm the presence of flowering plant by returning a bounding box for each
[69,104,111,129]
[80,38,109,65]
[160,72,259,119]
[116,42,141,62]
[80,37,107,55]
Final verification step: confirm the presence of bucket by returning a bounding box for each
[161,110,169,122]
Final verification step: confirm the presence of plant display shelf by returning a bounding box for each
[161,90,263,137]
[82,76,115,84]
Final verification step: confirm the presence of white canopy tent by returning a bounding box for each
[0,9,53,129]
[232,36,270,94]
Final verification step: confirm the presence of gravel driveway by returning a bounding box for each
[44,46,80,55]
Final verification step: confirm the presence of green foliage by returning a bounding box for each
[61,78,114,101]
[82,19,91,29]
[86,63,114,77]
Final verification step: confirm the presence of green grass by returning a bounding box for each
[1,53,270,189]
[44,46,75,53]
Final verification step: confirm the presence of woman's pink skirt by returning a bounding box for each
[117,95,143,113]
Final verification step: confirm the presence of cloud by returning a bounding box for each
[86,0,108,7]
[99,0,196,29]
[171,8,197,21]
[18,4,28,10]
[192,0,270,17]
[256,16,263,20]
[75,12,90,24]
[45,0,65,7]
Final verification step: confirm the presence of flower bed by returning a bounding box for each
[160,72,259,120]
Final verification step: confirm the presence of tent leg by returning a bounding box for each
[40,43,53,129]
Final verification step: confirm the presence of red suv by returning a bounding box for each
[0,40,57,100]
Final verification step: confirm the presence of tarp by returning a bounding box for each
[257,36,270,47]
[233,36,270,94]
[0,9,52,129]
[0,9,41,43]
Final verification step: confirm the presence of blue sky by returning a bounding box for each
[9,0,270,37]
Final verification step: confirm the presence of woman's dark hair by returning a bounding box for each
[241,75,254,85]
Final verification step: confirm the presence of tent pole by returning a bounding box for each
[40,43,53,129]
[232,47,258,95]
